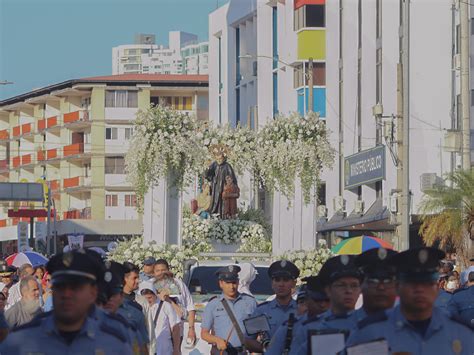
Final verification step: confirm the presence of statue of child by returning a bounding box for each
[222,175,240,219]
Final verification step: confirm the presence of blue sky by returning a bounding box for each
[0,0,226,100]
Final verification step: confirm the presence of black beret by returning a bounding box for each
[268,260,300,279]
[47,250,103,285]
[215,265,241,282]
[389,247,445,282]
[318,255,362,286]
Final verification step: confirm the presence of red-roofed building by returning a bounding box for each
[0,74,208,251]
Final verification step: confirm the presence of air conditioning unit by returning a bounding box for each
[333,196,346,213]
[444,130,462,153]
[317,205,328,218]
[454,54,461,70]
[354,200,365,214]
[420,173,444,193]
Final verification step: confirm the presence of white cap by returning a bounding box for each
[139,281,157,295]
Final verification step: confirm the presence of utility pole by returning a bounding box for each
[461,0,470,171]
[396,0,410,251]
[308,58,314,112]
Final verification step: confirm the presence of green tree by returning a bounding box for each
[419,169,474,265]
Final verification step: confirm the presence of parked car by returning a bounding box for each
[181,259,273,354]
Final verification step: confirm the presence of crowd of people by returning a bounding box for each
[0,246,471,354]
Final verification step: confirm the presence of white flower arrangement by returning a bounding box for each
[108,236,212,278]
[127,107,335,209]
[182,214,268,246]
[278,239,334,280]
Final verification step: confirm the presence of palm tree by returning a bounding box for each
[419,169,474,265]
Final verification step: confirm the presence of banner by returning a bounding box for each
[35,222,47,254]
[67,234,84,250]
[17,222,29,252]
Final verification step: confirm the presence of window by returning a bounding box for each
[125,128,134,140]
[294,5,325,31]
[236,27,241,84]
[125,194,137,207]
[293,62,326,88]
[105,157,125,174]
[105,91,138,108]
[106,194,118,207]
[105,128,118,140]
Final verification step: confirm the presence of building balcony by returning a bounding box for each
[38,116,59,132]
[22,123,32,135]
[63,207,91,220]
[50,180,60,191]
[63,143,83,157]
[47,148,58,160]
[0,130,9,141]
[12,126,21,138]
[297,29,326,61]
[21,154,33,166]
[12,156,21,168]
[63,176,91,190]
[0,159,8,171]
[64,110,90,124]
[0,219,6,228]
[37,150,46,162]
[38,119,47,131]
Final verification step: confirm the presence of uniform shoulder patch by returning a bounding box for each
[356,311,388,330]
[100,322,127,343]
[257,301,270,308]
[207,295,218,302]
[449,314,474,330]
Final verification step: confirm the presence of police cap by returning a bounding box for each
[318,255,362,286]
[47,250,103,285]
[268,260,300,279]
[389,247,445,282]
[143,256,156,266]
[355,248,398,279]
[215,265,241,282]
[0,260,16,277]
[302,275,329,301]
[102,261,126,297]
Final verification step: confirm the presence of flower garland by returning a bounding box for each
[127,107,335,208]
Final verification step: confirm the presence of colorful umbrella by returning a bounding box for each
[331,235,394,255]
[5,251,49,268]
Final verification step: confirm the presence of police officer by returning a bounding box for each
[435,272,453,314]
[265,275,329,355]
[102,261,149,354]
[353,247,398,319]
[246,260,299,353]
[447,266,474,329]
[346,247,474,354]
[291,255,363,355]
[201,265,257,355]
[0,250,133,354]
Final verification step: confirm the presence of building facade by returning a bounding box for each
[112,32,209,75]
[0,74,208,253]
[209,0,454,253]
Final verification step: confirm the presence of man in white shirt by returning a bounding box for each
[139,281,181,355]
[6,263,34,310]
[152,259,196,345]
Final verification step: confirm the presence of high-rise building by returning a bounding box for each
[112,32,209,75]
[209,0,453,252]
[0,74,208,253]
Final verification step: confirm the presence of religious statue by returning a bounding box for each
[205,145,238,219]
[222,175,240,219]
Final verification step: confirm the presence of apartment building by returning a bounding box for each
[209,0,453,253]
[112,32,209,75]
[0,74,208,252]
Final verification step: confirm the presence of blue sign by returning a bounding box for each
[344,145,386,190]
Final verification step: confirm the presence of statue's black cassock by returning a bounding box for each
[205,160,238,218]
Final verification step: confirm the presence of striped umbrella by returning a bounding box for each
[5,251,49,268]
[331,235,394,255]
